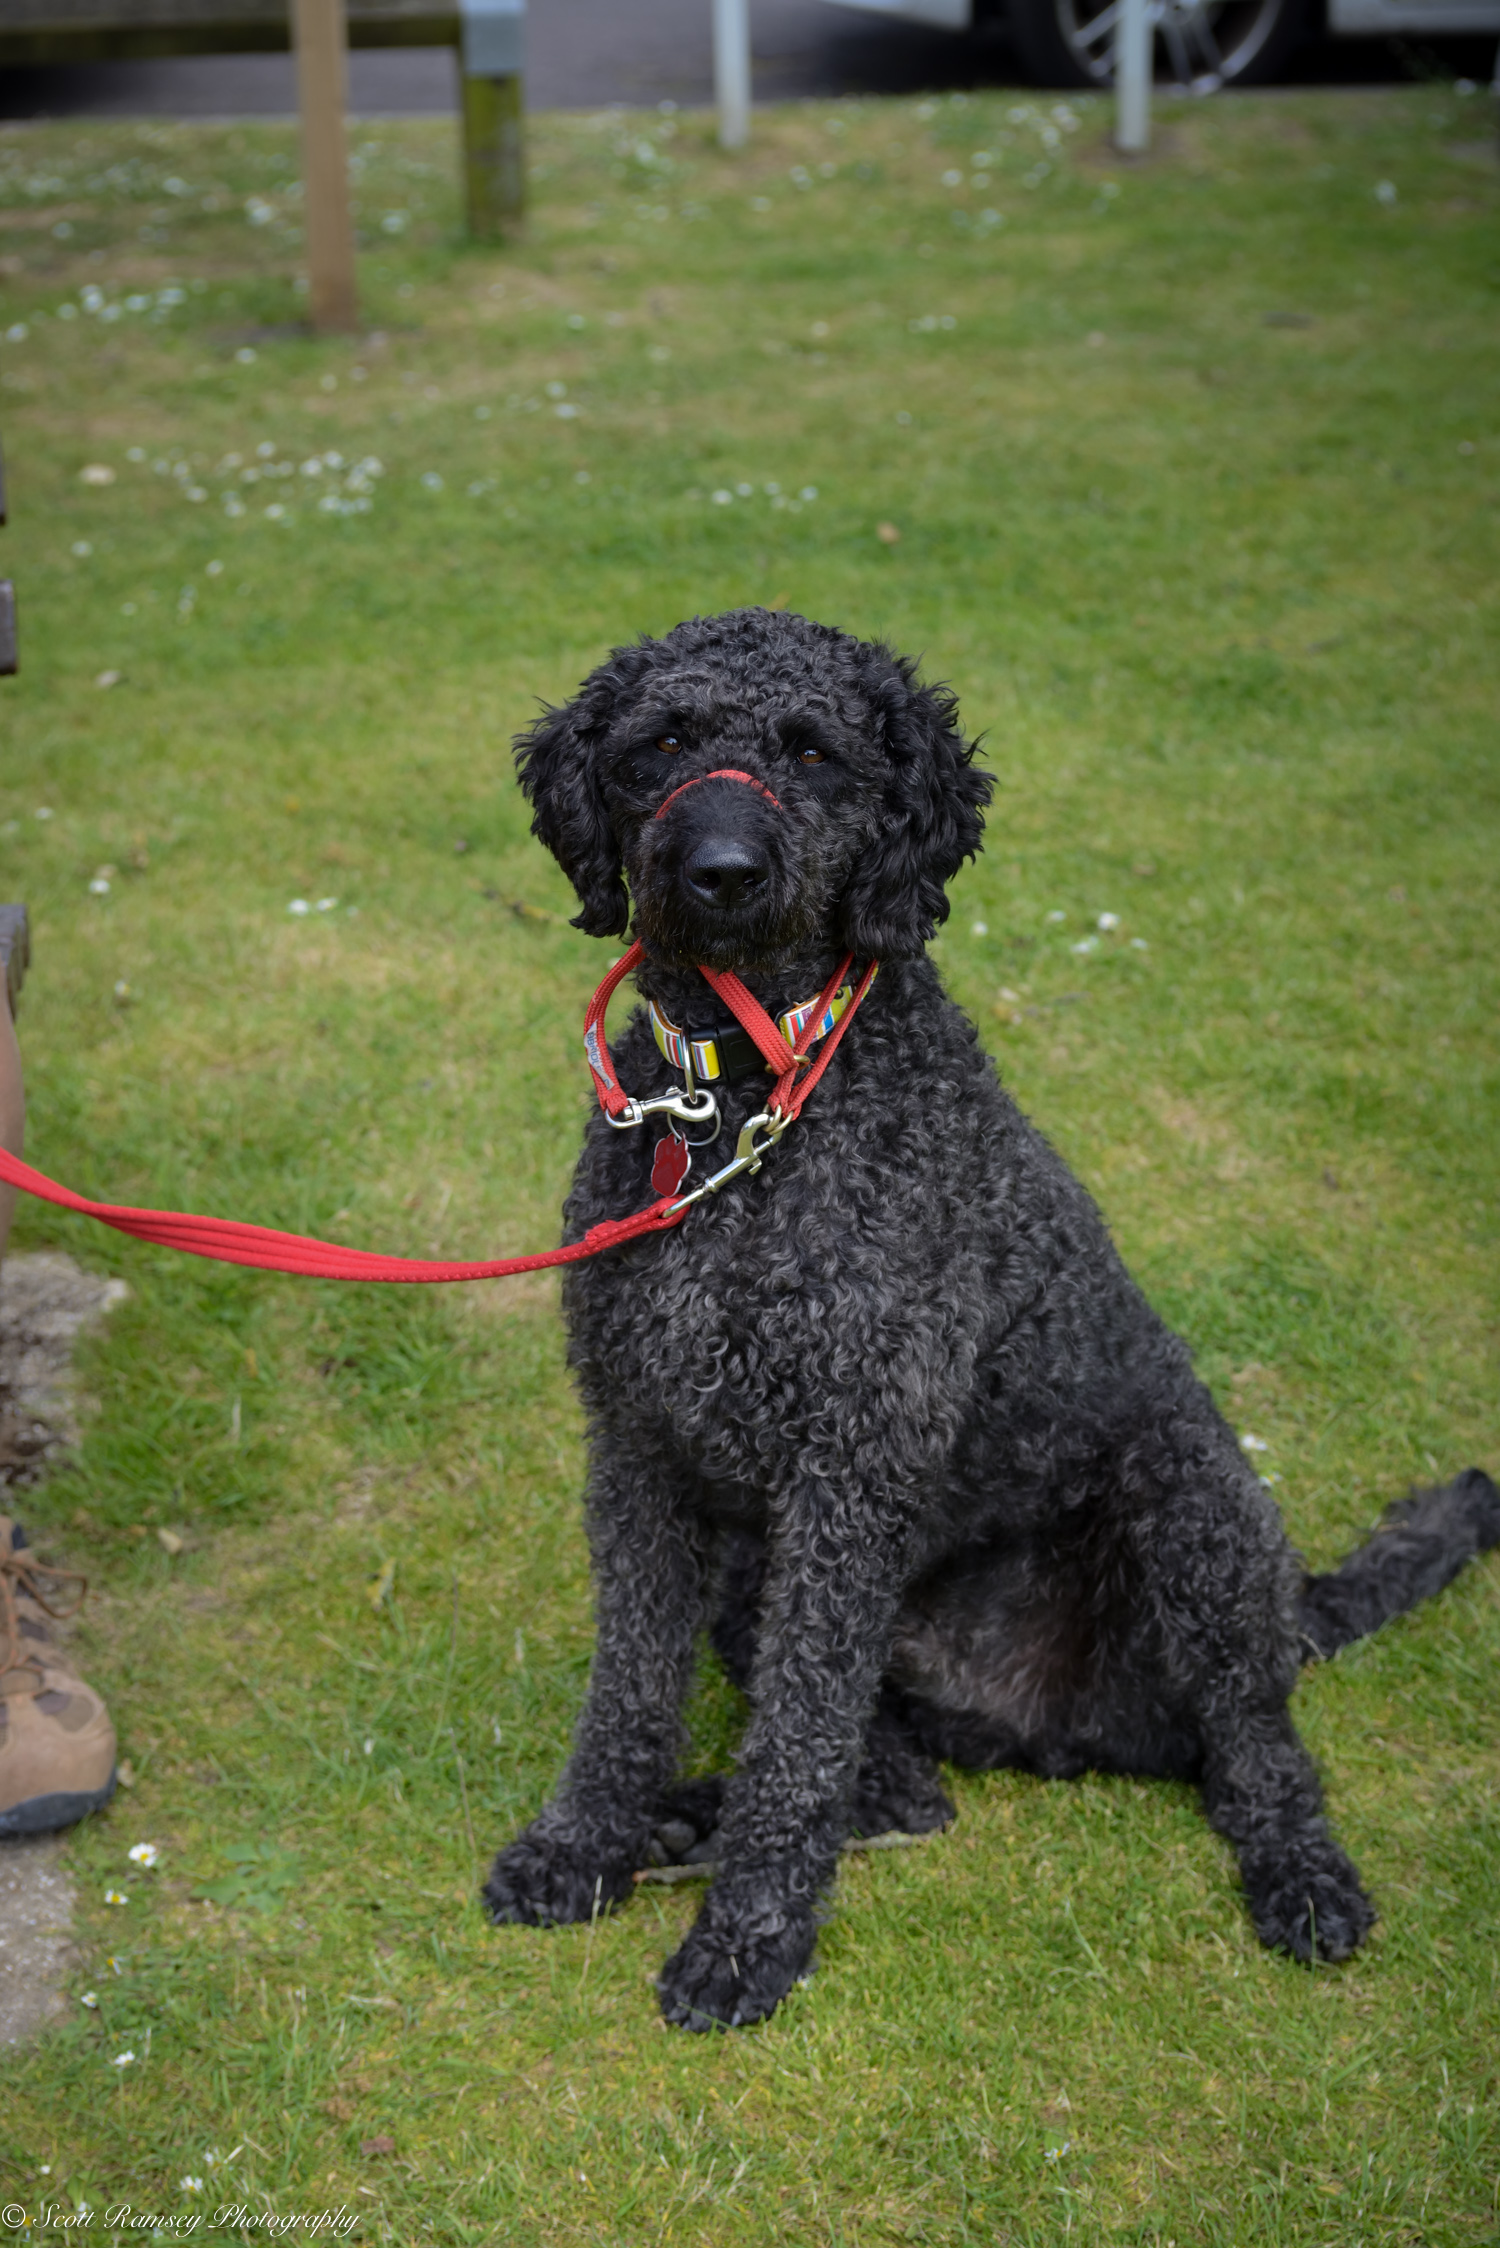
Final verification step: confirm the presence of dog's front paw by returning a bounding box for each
[483,1825,636,1928]
[1244,1840,1376,1964]
[657,1907,816,2031]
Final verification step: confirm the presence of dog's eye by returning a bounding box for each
[656,734,683,755]
[798,746,827,765]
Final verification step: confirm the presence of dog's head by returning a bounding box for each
[515,609,990,968]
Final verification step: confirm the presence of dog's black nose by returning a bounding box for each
[683,840,768,910]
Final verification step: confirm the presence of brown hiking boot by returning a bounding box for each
[0,1516,116,1834]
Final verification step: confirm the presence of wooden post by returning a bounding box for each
[714,0,750,150]
[291,0,358,333]
[461,71,525,239]
[1114,0,1151,153]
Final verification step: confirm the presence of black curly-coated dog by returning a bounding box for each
[483,607,1499,2030]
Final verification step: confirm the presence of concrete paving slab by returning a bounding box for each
[0,1836,76,2048]
[0,1252,130,1490]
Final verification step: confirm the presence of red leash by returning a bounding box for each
[0,1136,689,1283]
[0,945,875,1286]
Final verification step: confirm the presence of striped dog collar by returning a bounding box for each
[650,972,871,1087]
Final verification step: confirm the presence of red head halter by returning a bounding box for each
[654,769,783,822]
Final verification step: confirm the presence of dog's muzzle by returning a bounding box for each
[653,767,785,921]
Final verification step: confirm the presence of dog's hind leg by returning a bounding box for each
[851,1687,955,1838]
[652,1694,953,1864]
[1208,1466,1499,1951]
[1156,1454,1377,1965]
[1196,1697,1375,1963]
[1202,1466,1499,1958]
[710,1529,767,1692]
[483,1444,711,1929]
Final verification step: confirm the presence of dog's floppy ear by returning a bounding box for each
[839,659,991,959]
[514,693,629,939]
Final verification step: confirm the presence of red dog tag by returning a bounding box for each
[650,1134,691,1198]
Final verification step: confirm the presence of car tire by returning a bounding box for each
[1007,0,1307,87]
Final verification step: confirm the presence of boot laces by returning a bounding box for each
[0,1548,87,1687]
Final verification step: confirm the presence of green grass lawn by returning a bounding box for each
[0,80,1496,2244]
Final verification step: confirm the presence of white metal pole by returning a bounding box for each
[714,0,750,150]
[1114,0,1151,154]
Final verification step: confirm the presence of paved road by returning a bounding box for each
[0,0,1490,119]
[5,0,1021,118]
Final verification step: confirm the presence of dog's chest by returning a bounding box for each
[567,1152,848,1481]
[556,976,1049,1492]
[562,1083,991,1495]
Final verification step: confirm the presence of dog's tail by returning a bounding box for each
[1299,1467,1500,1663]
